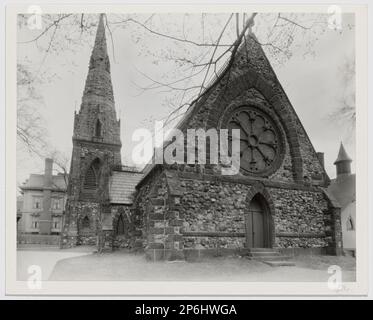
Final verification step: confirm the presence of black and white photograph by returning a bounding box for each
[2,2,370,298]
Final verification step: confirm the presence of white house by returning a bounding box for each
[327,143,356,256]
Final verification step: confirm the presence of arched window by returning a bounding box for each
[116,214,125,235]
[82,216,90,228]
[79,216,91,234]
[346,216,354,231]
[95,119,102,137]
[83,158,101,190]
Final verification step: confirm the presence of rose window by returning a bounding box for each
[226,106,284,176]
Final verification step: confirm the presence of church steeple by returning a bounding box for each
[73,13,121,146]
[62,14,122,247]
[334,142,352,178]
[83,13,113,101]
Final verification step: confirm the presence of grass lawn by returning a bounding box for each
[47,250,356,282]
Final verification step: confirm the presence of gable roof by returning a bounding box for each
[136,35,251,185]
[21,174,67,192]
[137,30,329,186]
[109,169,143,204]
[327,174,356,209]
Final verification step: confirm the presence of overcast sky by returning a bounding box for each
[16,13,355,186]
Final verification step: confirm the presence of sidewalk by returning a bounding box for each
[17,246,95,280]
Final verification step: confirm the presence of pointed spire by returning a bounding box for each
[334,142,352,177]
[334,142,352,164]
[82,13,113,102]
[74,13,121,146]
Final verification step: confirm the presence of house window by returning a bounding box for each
[52,198,61,210]
[52,217,60,230]
[31,217,39,229]
[346,216,354,231]
[33,197,42,209]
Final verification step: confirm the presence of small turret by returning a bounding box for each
[334,142,352,178]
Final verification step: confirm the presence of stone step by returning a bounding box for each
[248,255,293,261]
[247,251,281,257]
[244,248,295,266]
[262,260,296,267]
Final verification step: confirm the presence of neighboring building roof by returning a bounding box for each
[334,142,352,164]
[327,174,356,209]
[21,173,67,191]
[109,169,143,204]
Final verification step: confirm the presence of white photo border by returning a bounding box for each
[5,2,369,296]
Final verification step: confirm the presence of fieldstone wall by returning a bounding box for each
[136,168,341,261]
[294,119,328,184]
[183,236,246,250]
[270,188,329,248]
[135,169,186,261]
[179,177,331,249]
[61,201,100,247]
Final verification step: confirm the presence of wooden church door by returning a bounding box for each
[245,197,266,248]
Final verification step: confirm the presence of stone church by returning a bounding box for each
[61,14,343,260]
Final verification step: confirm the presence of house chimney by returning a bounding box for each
[316,152,324,169]
[334,142,352,178]
[44,158,53,188]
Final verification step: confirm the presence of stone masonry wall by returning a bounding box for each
[134,169,167,252]
[179,176,330,250]
[294,119,327,183]
[61,201,100,247]
[135,169,186,261]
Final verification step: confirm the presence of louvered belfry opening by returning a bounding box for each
[83,158,101,192]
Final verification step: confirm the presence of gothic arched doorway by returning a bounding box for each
[245,194,272,248]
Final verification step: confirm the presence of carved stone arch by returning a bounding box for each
[244,182,276,248]
[114,207,131,236]
[205,72,303,182]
